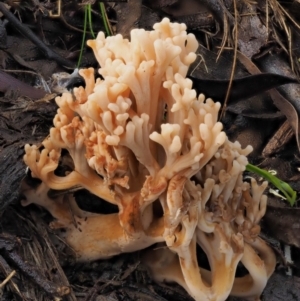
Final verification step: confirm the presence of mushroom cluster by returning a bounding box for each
[22,18,276,301]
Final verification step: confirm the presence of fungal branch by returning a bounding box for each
[22,18,276,301]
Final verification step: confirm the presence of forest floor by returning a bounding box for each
[1,0,300,300]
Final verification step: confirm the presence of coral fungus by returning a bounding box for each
[22,18,276,301]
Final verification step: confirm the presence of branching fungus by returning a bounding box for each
[22,18,276,301]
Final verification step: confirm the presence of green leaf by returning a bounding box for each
[246,163,297,206]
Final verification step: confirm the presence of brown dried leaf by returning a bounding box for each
[237,52,300,152]
[262,204,300,248]
[115,0,142,38]
[237,4,268,58]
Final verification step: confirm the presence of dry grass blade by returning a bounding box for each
[0,255,24,299]
[219,0,238,120]
[267,0,295,70]
[216,12,229,61]
[0,270,16,288]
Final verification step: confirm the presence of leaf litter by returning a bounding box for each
[1,0,300,300]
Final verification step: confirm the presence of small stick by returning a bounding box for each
[0,234,70,297]
[7,251,70,296]
[0,3,74,68]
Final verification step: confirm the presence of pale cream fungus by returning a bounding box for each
[22,18,276,301]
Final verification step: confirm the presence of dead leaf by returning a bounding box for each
[237,4,268,58]
[115,0,142,38]
[262,120,294,157]
[238,52,300,152]
[188,73,298,102]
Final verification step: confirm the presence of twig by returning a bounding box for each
[0,2,74,68]
[0,233,70,297]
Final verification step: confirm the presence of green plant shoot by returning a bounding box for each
[77,4,88,68]
[100,2,113,36]
[246,163,297,206]
[77,3,113,68]
[87,4,95,39]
